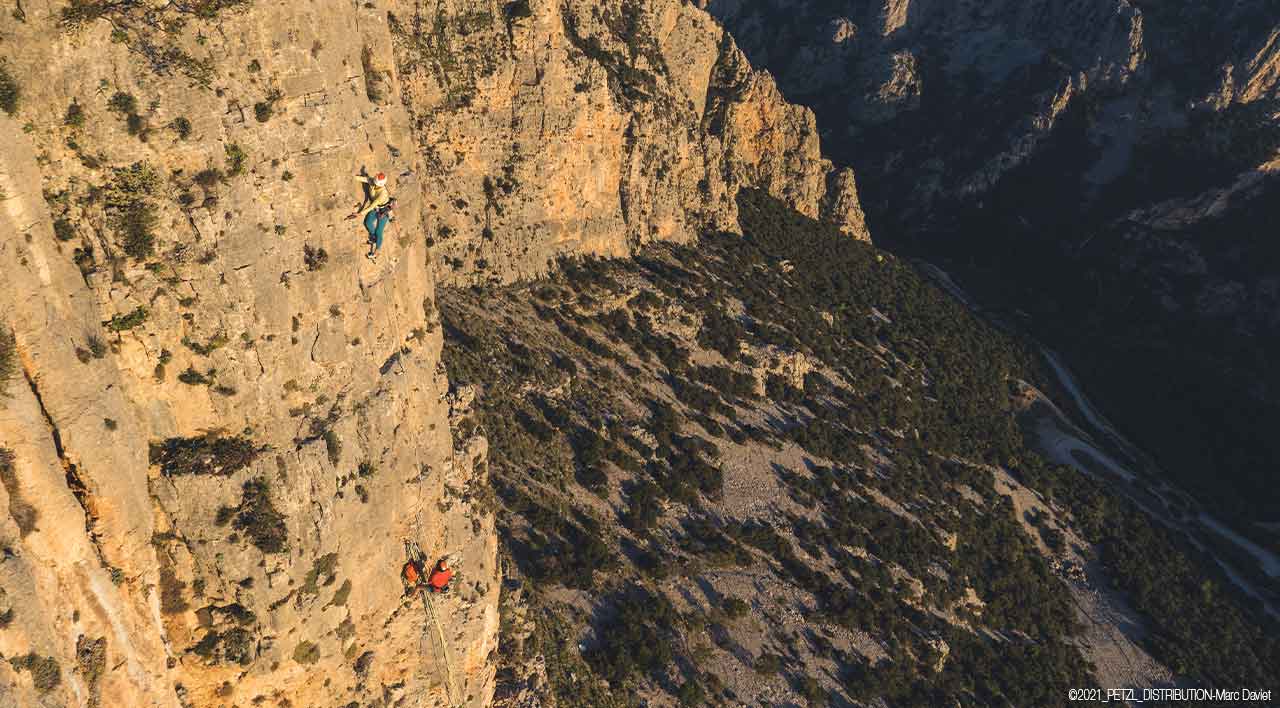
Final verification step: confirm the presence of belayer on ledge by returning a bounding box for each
[403,556,454,595]
[346,171,395,262]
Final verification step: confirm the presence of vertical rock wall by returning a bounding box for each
[390,0,868,287]
[0,2,496,706]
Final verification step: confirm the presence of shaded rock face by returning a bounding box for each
[704,0,1280,522]
[704,0,1220,206]
[0,2,497,706]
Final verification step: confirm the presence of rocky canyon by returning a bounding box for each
[1,1,1277,707]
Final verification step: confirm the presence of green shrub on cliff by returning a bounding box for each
[60,0,110,29]
[0,63,19,116]
[104,162,160,260]
[170,116,192,139]
[232,477,288,554]
[64,100,86,128]
[292,640,320,665]
[105,307,148,332]
[224,143,247,177]
[150,434,264,477]
[10,652,61,693]
[0,327,15,399]
[115,202,157,259]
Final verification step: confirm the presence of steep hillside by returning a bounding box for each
[704,0,1280,530]
[441,191,1280,706]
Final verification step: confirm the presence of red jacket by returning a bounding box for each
[428,564,453,590]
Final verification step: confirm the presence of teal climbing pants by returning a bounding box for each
[364,210,390,251]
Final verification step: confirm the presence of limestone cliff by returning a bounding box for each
[390,0,868,287]
[0,0,867,705]
[0,2,496,706]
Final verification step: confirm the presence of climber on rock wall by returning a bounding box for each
[402,556,454,594]
[346,172,394,261]
[426,557,454,594]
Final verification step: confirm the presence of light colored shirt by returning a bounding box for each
[355,175,391,218]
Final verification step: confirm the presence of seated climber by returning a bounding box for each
[426,558,454,594]
[402,558,424,595]
[345,172,394,261]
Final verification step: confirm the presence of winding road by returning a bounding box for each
[918,261,1280,618]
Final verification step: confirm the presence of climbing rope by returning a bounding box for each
[404,541,461,707]
[421,586,462,706]
[352,171,453,702]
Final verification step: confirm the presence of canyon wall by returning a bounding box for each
[703,0,1280,522]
